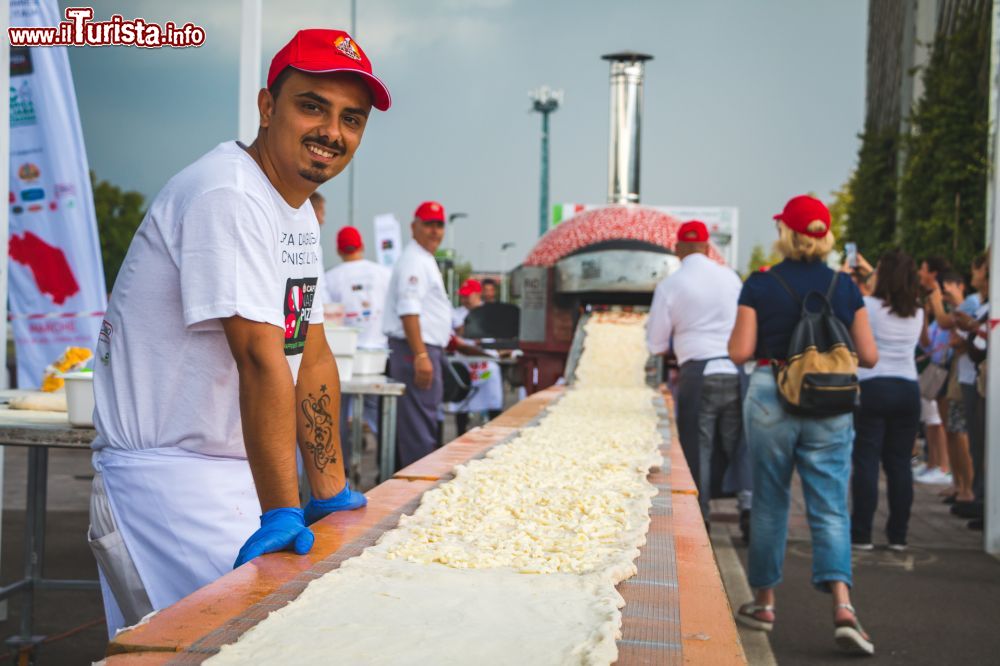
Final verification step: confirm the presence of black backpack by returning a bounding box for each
[767,270,860,416]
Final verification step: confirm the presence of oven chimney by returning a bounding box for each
[602,51,653,205]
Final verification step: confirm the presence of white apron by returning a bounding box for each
[445,357,503,413]
[93,447,260,633]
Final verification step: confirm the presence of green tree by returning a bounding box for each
[898,2,991,270]
[845,129,898,262]
[827,178,852,252]
[746,243,782,274]
[91,172,146,288]
[455,260,473,287]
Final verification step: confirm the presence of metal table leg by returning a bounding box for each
[379,396,397,483]
[350,394,364,486]
[4,447,48,657]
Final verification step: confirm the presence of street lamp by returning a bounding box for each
[530,86,563,237]
[448,212,468,257]
[500,241,516,302]
[446,212,468,306]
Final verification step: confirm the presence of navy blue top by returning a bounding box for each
[738,259,865,360]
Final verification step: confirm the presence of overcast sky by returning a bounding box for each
[60,0,868,272]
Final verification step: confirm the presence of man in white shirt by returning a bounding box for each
[324,225,391,448]
[383,201,453,469]
[88,29,389,635]
[647,221,752,536]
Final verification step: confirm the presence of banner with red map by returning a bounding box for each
[8,0,107,387]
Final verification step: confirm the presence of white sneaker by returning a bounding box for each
[916,468,951,484]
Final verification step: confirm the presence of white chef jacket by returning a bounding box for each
[647,253,742,375]
[324,258,391,349]
[383,242,453,347]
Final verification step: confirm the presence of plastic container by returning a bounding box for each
[62,371,95,427]
[335,355,354,382]
[353,348,389,375]
[324,325,359,356]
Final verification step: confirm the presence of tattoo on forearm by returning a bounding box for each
[301,384,337,471]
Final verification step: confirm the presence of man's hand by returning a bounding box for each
[954,310,978,331]
[233,507,314,568]
[942,281,964,306]
[414,353,434,390]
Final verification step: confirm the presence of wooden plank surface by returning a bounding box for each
[108,479,435,655]
[660,392,747,665]
[108,387,564,657]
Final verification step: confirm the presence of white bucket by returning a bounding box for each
[353,348,388,375]
[324,325,359,356]
[62,371,95,427]
[335,355,354,382]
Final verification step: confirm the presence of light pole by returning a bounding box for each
[530,86,563,237]
[448,212,468,257]
[447,212,467,306]
[500,242,516,302]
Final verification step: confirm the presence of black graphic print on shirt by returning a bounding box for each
[283,277,317,356]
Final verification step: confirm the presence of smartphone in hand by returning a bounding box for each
[845,242,858,269]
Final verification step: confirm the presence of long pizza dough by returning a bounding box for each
[209,314,660,665]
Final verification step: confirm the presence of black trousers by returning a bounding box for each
[850,378,921,544]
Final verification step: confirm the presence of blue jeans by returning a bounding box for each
[745,369,854,592]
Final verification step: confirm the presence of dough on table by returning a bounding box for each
[9,392,68,412]
[208,315,661,666]
[210,557,621,666]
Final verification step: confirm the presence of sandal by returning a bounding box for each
[834,604,874,655]
[735,602,775,632]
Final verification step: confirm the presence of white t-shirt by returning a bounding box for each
[858,296,924,382]
[323,259,391,349]
[93,141,324,458]
[452,305,469,331]
[646,253,741,375]
[382,242,453,347]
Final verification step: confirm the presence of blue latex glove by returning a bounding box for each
[304,481,368,525]
[233,507,314,568]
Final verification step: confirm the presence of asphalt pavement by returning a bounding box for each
[714,471,1000,665]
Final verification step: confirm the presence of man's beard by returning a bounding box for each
[299,162,334,184]
[299,134,347,184]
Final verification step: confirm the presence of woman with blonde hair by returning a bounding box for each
[729,195,879,655]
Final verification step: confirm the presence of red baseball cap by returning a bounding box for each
[773,195,831,238]
[414,201,445,223]
[458,279,482,296]
[267,29,391,111]
[677,220,709,243]
[336,226,363,252]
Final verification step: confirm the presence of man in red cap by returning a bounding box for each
[382,201,454,469]
[647,221,752,540]
[88,28,389,634]
[453,278,483,331]
[324,225,391,461]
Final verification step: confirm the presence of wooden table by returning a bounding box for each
[107,386,746,664]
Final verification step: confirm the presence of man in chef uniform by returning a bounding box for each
[88,29,390,635]
[324,225,391,459]
[383,201,454,470]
